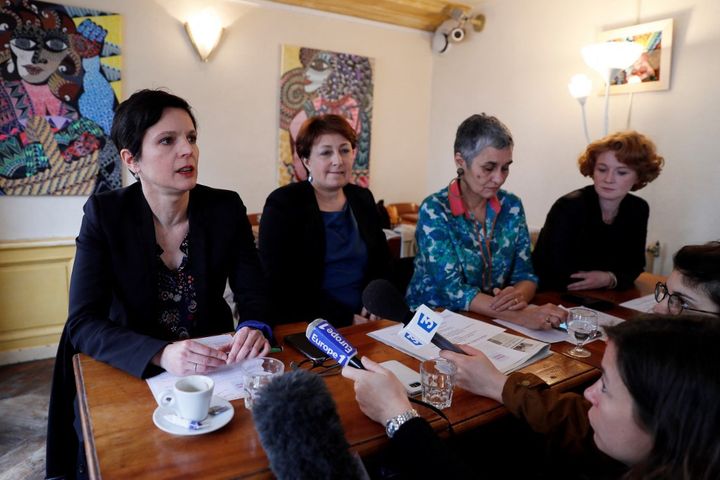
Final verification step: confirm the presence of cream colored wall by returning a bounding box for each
[0,0,433,240]
[427,0,720,273]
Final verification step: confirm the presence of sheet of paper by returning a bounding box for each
[368,310,549,373]
[619,293,656,313]
[146,334,250,404]
[493,319,568,344]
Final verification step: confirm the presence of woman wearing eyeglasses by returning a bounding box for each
[343,314,720,478]
[653,241,720,315]
[532,131,664,291]
[406,114,566,330]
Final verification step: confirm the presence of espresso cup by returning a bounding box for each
[157,375,214,421]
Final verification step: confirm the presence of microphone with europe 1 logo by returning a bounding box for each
[361,279,467,355]
[305,319,366,369]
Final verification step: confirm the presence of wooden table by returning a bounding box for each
[74,320,602,479]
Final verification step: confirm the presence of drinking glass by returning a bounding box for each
[239,357,284,409]
[566,307,598,358]
[420,357,456,409]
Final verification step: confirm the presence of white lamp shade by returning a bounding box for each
[581,41,644,79]
[185,9,223,62]
[568,74,592,99]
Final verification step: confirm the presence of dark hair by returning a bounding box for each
[110,89,197,159]
[453,113,513,165]
[294,114,357,161]
[605,314,720,479]
[673,241,720,311]
[578,131,664,190]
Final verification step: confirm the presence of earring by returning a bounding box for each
[307,174,313,183]
[456,167,464,177]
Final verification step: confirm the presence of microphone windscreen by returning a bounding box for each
[251,369,367,480]
[362,279,412,324]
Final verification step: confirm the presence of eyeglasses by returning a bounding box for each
[290,358,341,377]
[654,282,718,316]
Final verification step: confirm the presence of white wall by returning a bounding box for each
[0,0,433,240]
[427,0,720,273]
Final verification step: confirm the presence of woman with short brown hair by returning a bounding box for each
[533,131,664,290]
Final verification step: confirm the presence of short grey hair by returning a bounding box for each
[453,113,513,165]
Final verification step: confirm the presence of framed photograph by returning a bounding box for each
[599,18,673,94]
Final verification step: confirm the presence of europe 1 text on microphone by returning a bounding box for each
[306,319,365,369]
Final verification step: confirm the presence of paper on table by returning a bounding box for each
[619,293,656,313]
[368,310,550,373]
[493,319,568,344]
[146,334,250,403]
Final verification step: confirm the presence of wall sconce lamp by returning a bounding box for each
[185,9,224,62]
[569,41,643,142]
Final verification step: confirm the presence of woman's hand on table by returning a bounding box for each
[352,307,380,325]
[568,270,612,290]
[155,340,229,376]
[342,356,411,425]
[223,327,270,364]
[520,303,567,330]
[490,286,528,312]
[440,345,507,403]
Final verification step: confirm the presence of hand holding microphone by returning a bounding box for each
[361,279,467,355]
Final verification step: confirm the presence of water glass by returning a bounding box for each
[239,357,284,409]
[566,307,598,358]
[420,358,456,409]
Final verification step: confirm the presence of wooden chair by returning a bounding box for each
[387,202,419,225]
[247,213,261,226]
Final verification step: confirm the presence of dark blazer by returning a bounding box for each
[46,183,266,479]
[259,181,391,327]
[532,185,648,291]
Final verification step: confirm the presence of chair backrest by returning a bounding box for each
[386,203,419,226]
[389,203,418,215]
[247,213,261,227]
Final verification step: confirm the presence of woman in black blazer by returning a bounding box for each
[259,114,391,327]
[47,90,270,479]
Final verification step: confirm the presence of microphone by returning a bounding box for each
[252,370,367,479]
[306,319,365,369]
[362,279,467,355]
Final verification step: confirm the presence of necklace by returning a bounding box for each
[455,179,498,293]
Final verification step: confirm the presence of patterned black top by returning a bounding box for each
[156,235,198,340]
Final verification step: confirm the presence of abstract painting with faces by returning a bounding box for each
[0,0,121,195]
[279,45,374,187]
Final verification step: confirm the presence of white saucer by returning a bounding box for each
[153,396,234,436]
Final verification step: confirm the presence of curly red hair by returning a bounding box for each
[578,131,664,190]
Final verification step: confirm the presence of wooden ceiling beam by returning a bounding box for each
[267,0,472,32]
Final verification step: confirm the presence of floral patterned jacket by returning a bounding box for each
[406,184,537,311]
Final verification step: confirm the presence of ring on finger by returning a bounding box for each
[545,315,551,323]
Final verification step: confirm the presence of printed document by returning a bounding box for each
[368,310,551,373]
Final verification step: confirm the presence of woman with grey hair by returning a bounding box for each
[406,114,566,329]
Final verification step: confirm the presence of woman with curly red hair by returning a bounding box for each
[533,131,664,290]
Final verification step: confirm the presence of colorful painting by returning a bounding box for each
[278,45,374,187]
[0,0,122,196]
[600,18,673,94]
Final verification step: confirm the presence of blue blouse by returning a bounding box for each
[321,203,368,313]
[406,186,537,311]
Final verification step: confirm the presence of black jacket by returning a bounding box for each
[46,183,266,478]
[532,185,648,291]
[259,181,391,326]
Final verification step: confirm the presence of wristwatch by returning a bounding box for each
[385,409,419,438]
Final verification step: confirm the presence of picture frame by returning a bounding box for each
[599,18,673,94]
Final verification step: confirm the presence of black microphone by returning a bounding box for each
[251,370,368,479]
[362,279,467,355]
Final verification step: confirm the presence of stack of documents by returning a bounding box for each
[368,311,551,374]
